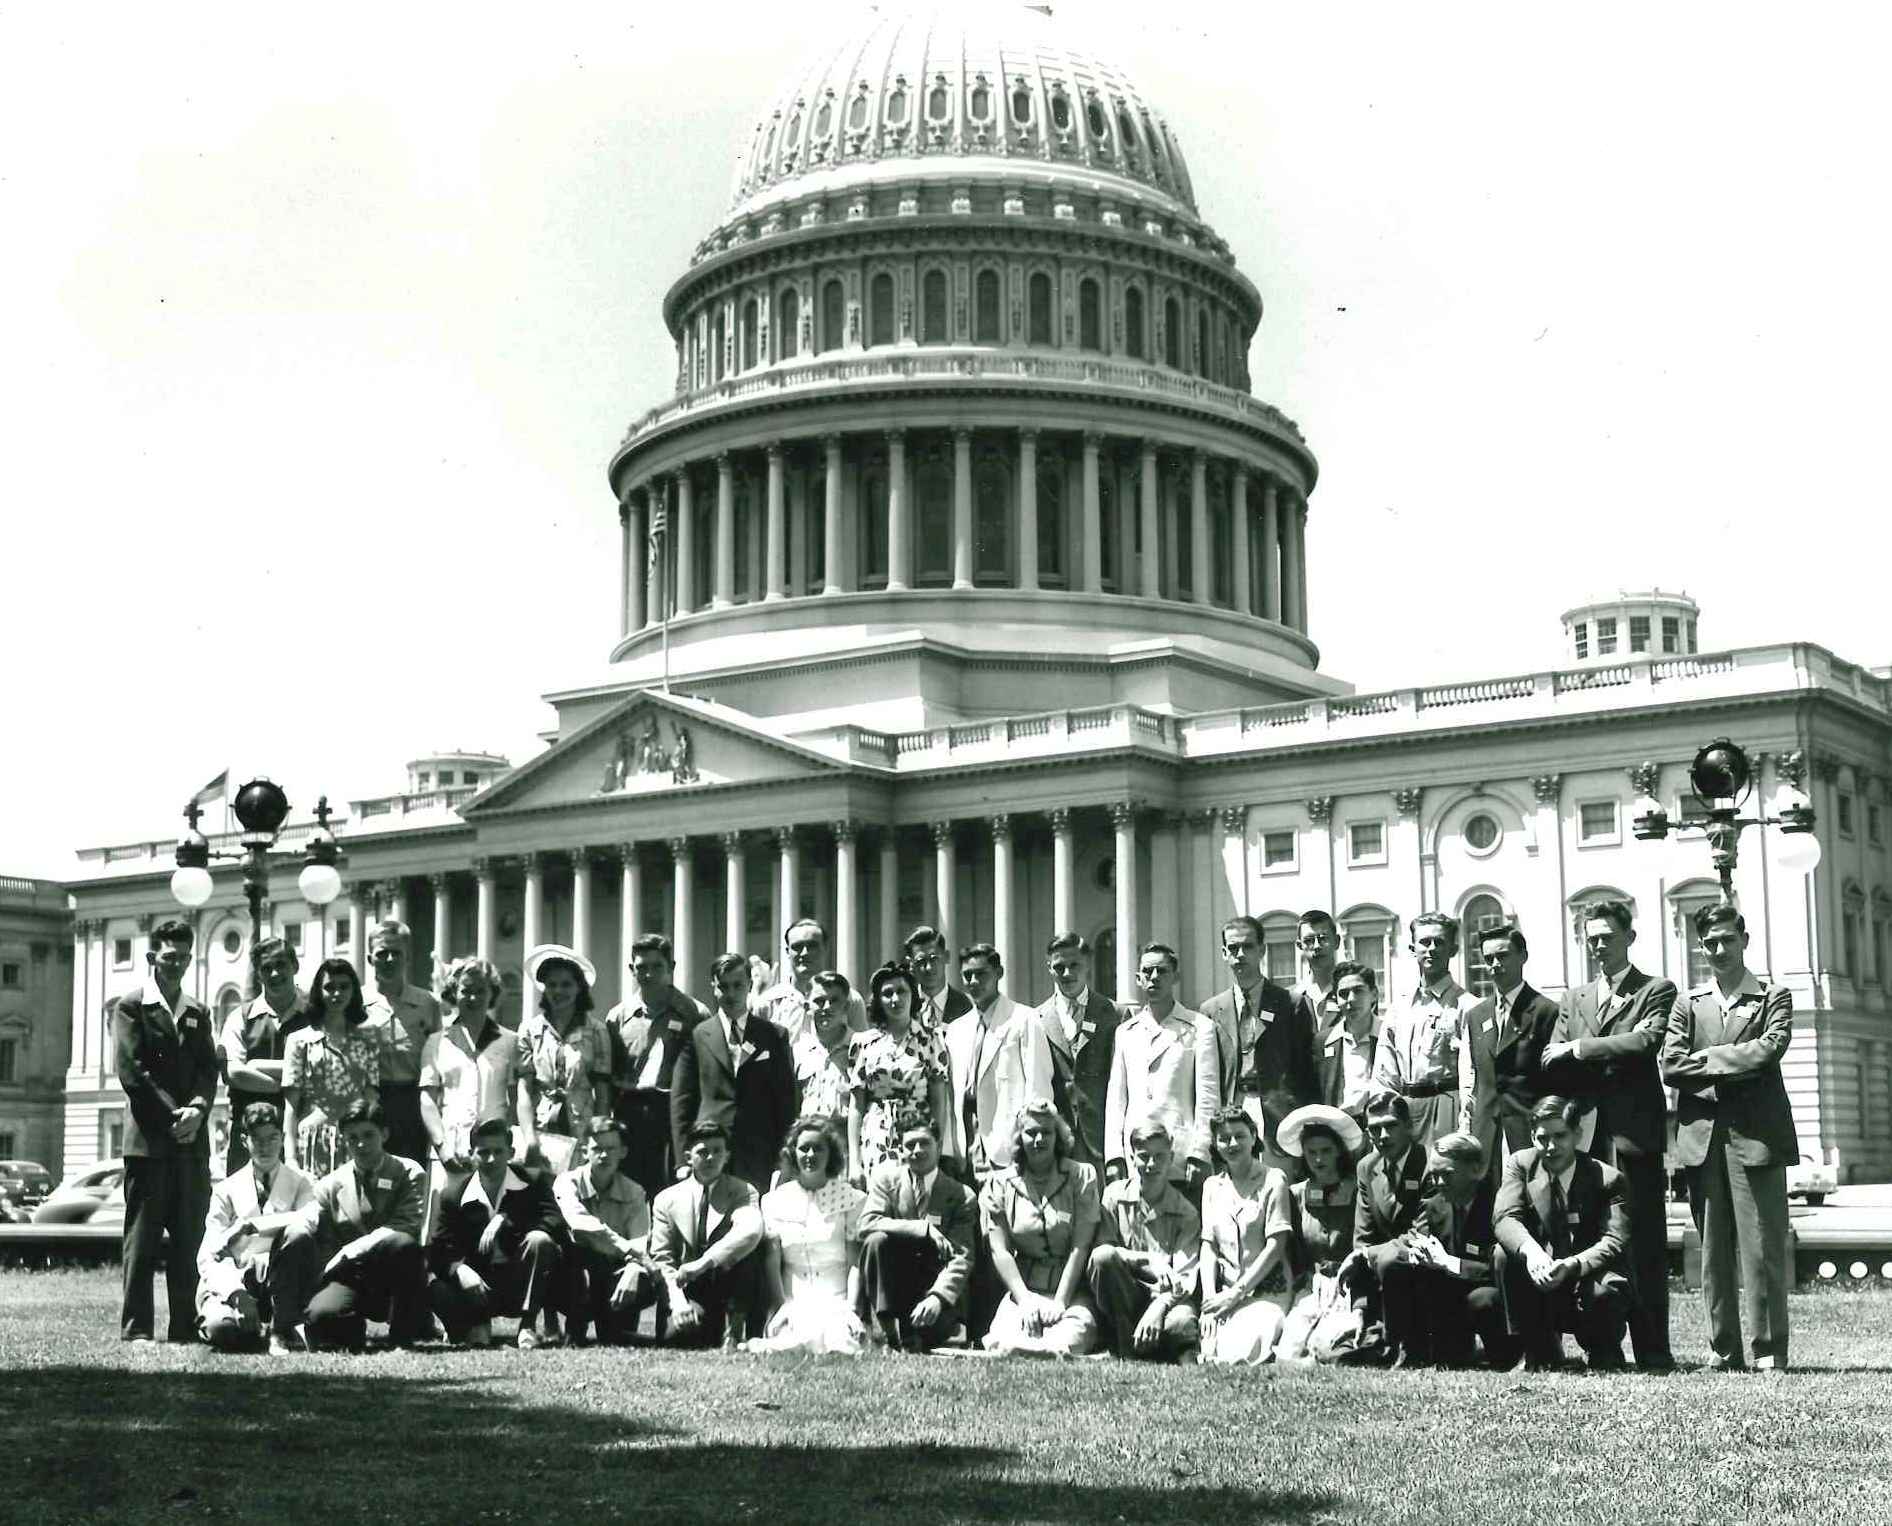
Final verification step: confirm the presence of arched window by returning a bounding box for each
[1117,104,1138,153]
[969,82,991,121]
[1124,287,1146,360]
[1036,451,1066,585]
[821,279,845,352]
[1668,879,1721,989]
[784,109,803,153]
[1028,272,1053,345]
[927,77,951,122]
[813,97,833,139]
[1163,297,1181,367]
[739,298,758,371]
[1011,84,1033,123]
[974,455,1010,584]
[1196,309,1210,378]
[887,85,909,126]
[974,270,1001,343]
[711,310,726,383]
[860,465,888,586]
[1049,87,1071,132]
[916,455,952,583]
[778,288,800,360]
[1340,905,1396,991]
[1460,893,1510,997]
[847,91,870,132]
[1078,278,1101,351]
[1086,97,1109,142]
[921,269,949,344]
[869,273,895,346]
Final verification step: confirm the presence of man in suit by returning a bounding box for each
[431,1114,568,1349]
[1379,1131,1509,1368]
[1035,931,1121,1170]
[670,952,796,1190]
[1540,897,1677,1370]
[1374,913,1480,1148]
[1493,1094,1636,1370]
[298,1101,431,1350]
[554,1116,659,1345]
[607,932,708,1203]
[1661,902,1797,1371]
[218,936,305,1174]
[906,923,974,1032]
[1353,1090,1431,1275]
[114,917,219,1343]
[858,1107,979,1351]
[196,1102,319,1353]
[943,943,1054,1182]
[1199,915,1315,1175]
[1105,943,1218,1189]
[1087,1121,1202,1362]
[649,1120,766,1348]
[1457,923,1560,1177]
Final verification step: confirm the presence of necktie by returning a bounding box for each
[255,1169,273,1206]
[1549,1176,1569,1256]
[694,1183,710,1251]
[909,1172,927,1215]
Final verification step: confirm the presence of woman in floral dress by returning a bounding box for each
[847,962,951,1181]
[282,957,390,1177]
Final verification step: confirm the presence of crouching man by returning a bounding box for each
[649,1120,764,1349]
[857,1107,978,1352]
[197,1102,319,1353]
[1086,1121,1202,1362]
[431,1113,567,1349]
[300,1101,430,1350]
[554,1116,661,1344]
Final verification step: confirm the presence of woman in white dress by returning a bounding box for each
[750,1114,867,1354]
[1199,1106,1296,1364]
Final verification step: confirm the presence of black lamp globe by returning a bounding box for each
[231,777,292,837]
[1689,738,1751,804]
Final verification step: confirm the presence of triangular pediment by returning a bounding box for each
[462,691,845,816]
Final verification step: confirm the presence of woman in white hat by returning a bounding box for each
[1274,1103,1366,1362]
[514,944,614,1168]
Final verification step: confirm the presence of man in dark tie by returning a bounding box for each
[114,917,219,1343]
[430,1114,568,1349]
[858,1108,979,1351]
[1198,915,1313,1175]
[649,1121,765,1348]
[905,924,974,1032]
[670,953,796,1190]
[1034,931,1121,1170]
[1540,898,1677,1370]
[1378,1131,1509,1368]
[606,933,708,1202]
[1493,1095,1635,1370]
[1457,923,1559,1179]
[1353,1089,1431,1276]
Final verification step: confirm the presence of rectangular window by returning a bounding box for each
[1662,617,1680,653]
[1682,906,1715,989]
[1343,919,1389,988]
[1629,615,1650,653]
[1347,820,1386,865]
[334,919,351,948]
[1837,793,1854,836]
[0,963,18,989]
[1596,617,1617,655]
[282,921,303,950]
[1870,804,1883,845]
[0,1039,14,1084]
[415,771,430,789]
[1263,933,1297,984]
[1578,800,1620,845]
[1573,622,1588,659]
[112,938,132,969]
[1679,792,1713,825]
[0,1131,14,1159]
[461,771,479,786]
[99,1109,125,1161]
[1261,829,1297,872]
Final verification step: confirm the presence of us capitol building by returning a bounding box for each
[33,6,1892,1186]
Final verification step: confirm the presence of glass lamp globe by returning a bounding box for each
[170,864,215,908]
[298,860,343,906]
[1776,831,1823,876]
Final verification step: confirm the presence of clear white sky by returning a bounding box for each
[3,2,1886,878]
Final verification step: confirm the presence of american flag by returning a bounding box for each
[647,497,667,577]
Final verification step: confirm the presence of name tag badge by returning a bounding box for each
[740,1040,757,1057]
[1482,1019,1497,1036]
[1079,1021,1095,1036]
[1402,1178,1420,1191]
[1565,1211,1581,1224]
[376,1177,392,1190]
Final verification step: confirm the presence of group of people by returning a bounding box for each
[113,894,1797,1372]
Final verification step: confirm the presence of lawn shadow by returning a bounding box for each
[2,1363,1334,1524]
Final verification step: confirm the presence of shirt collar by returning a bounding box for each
[1714,969,1766,1002]
[913,1167,938,1200]
[1059,988,1090,1015]
[140,975,190,1020]
[1416,976,1457,1004]
[1497,982,1523,1010]
[465,1167,526,1213]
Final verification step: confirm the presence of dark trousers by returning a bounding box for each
[563,1244,662,1344]
[1687,1129,1790,1368]
[121,1154,211,1341]
[859,1231,963,1350]
[1598,1143,1672,1365]
[616,1089,675,1205]
[1495,1246,1633,1366]
[224,1092,282,1176]
[665,1248,762,1346]
[431,1230,565,1338]
[303,1231,429,1349]
[201,1227,319,1347]
[1380,1259,1510,1365]
[378,1083,428,1170]
[1085,1245,1199,1360]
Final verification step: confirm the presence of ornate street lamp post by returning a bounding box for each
[1630,738,1821,904]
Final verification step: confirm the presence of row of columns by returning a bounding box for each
[617,429,1311,639]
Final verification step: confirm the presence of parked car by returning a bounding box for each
[0,1160,54,1211]
[1787,1154,1837,1207]
[33,1159,125,1229]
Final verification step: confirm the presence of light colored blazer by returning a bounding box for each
[197,1160,317,1280]
[1104,1004,1219,1171]
[942,996,1054,1169]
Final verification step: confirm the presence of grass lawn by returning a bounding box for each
[7,1270,1892,1524]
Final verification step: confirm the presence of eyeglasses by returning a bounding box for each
[1048,961,1082,975]
[1297,934,1335,949]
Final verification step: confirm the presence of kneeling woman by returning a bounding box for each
[750,1115,868,1354]
[1199,1106,1296,1363]
[981,1099,1102,1356]
[1273,1103,1365,1362]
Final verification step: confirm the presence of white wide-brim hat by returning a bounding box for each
[523,943,597,989]
[1277,1103,1365,1159]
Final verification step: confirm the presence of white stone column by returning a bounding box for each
[1017,429,1039,592]
[932,820,958,954]
[886,430,909,592]
[1189,450,1211,606]
[1150,813,1181,956]
[521,852,544,1025]
[618,845,644,956]
[991,815,1014,967]
[670,837,696,992]
[1294,495,1310,633]
[69,919,91,1074]
[822,434,845,595]
[1139,443,1161,599]
[765,446,786,601]
[1081,432,1103,593]
[723,833,746,951]
[1282,490,1305,632]
[714,452,735,609]
[1050,808,1075,932]
[430,873,452,978]
[776,827,802,934]
[951,428,974,590]
[388,879,408,930]
[1191,810,1220,1000]
[1221,806,1250,919]
[674,469,696,616]
[618,498,634,637]
[349,898,369,969]
[1232,465,1252,617]
[834,821,860,980]
[1110,802,1139,1000]
[1259,477,1281,622]
[878,831,899,961]
[571,852,594,964]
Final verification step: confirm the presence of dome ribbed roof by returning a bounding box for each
[725,4,1198,226]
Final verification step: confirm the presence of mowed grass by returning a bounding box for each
[6,1270,1892,1524]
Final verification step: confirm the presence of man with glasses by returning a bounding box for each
[1035,932,1121,1169]
[1105,943,1218,1193]
[220,936,308,1174]
[361,920,442,1166]
[1661,903,1796,1371]
[1374,913,1480,1149]
[753,918,866,1047]
[1291,909,1341,1040]
[904,924,973,1032]
[605,933,708,1203]
[1200,915,1314,1175]
[1541,899,1677,1369]
[1317,962,1380,1124]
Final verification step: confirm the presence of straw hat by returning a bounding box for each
[1276,1103,1365,1159]
[522,942,597,988]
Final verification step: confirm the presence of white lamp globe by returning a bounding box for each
[170,864,214,908]
[298,861,343,907]
[1776,832,1823,876]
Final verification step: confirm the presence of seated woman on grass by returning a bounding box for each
[749,1114,867,1354]
[980,1098,1102,1356]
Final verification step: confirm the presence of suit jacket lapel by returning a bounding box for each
[1143,1015,1178,1070]
[1528,1161,1556,1236]
[702,1016,735,1078]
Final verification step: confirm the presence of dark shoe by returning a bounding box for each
[1635,1354,1676,1374]
[1388,1347,1431,1371]
[1586,1350,1628,1372]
